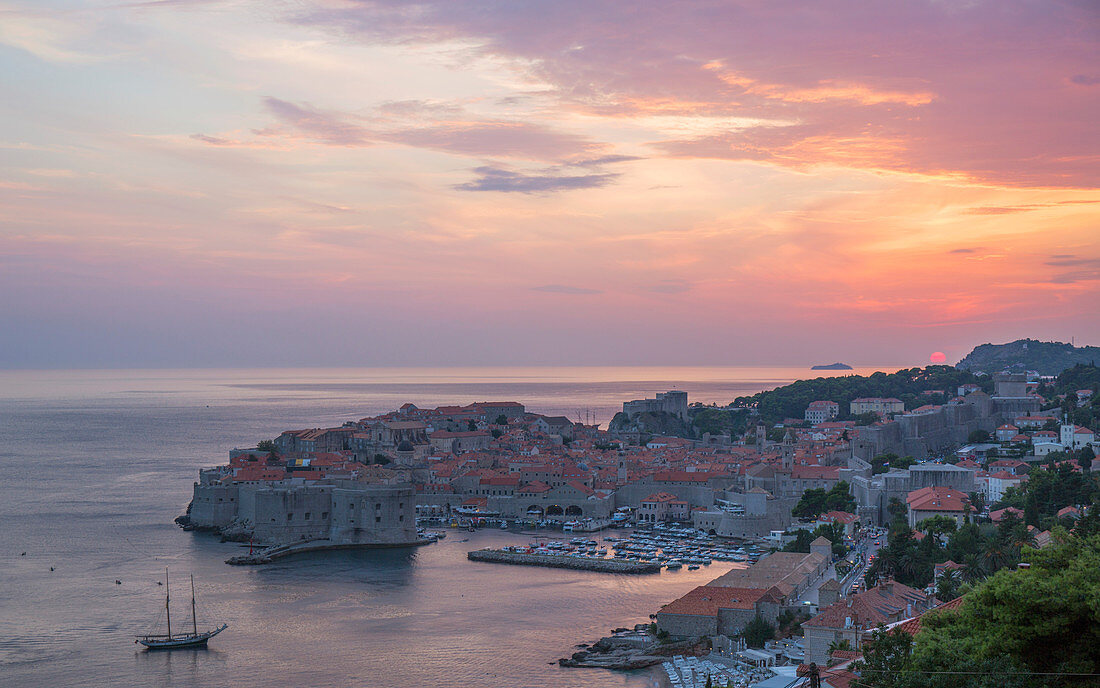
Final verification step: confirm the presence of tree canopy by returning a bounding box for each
[783,522,848,557]
[855,531,1100,688]
[740,614,775,648]
[995,462,1099,527]
[792,481,856,518]
[732,366,987,423]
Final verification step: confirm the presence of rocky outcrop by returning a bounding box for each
[608,410,693,439]
[560,633,708,669]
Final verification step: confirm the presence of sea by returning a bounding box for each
[0,365,898,688]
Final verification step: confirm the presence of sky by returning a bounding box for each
[0,0,1097,369]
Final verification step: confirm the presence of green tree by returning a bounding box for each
[968,429,991,443]
[916,515,957,538]
[740,614,775,648]
[851,626,913,688]
[887,497,908,522]
[968,491,986,514]
[733,365,985,423]
[910,533,1100,682]
[256,439,277,454]
[1079,446,1096,472]
[792,481,856,518]
[495,414,508,425]
[934,569,961,602]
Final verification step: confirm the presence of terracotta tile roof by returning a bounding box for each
[823,668,860,688]
[642,491,679,503]
[906,486,969,513]
[564,480,596,496]
[517,480,552,494]
[821,510,858,523]
[658,585,775,616]
[806,581,929,629]
[792,465,840,480]
[890,596,966,636]
[990,506,1024,522]
[829,649,863,660]
[653,470,716,482]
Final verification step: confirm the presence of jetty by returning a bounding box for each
[226,538,434,565]
[467,548,661,573]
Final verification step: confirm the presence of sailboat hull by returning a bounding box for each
[137,624,227,649]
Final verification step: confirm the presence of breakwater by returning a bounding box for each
[467,548,662,573]
[227,538,433,565]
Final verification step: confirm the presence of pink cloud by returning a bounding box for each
[196,96,613,165]
[296,0,1099,187]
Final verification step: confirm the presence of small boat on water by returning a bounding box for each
[136,569,227,650]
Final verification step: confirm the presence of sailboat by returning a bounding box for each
[136,568,227,649]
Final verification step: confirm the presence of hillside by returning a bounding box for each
[956,339,1100,376]
[732,366,986,423]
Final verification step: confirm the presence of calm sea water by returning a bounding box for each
[0,366,897,688]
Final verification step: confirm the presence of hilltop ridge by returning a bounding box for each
[956,339,1100,376]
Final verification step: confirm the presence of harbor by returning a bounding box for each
[462,519,767,578]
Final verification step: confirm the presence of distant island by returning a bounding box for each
[957,339,1100,376]
[811,362,853,370]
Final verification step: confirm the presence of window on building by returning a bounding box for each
[375,503,381,510]
[287,513,293,521]
[399,515,404,521]
[305,512,311,520]
[375,516,381,523]
[321,512,328,519]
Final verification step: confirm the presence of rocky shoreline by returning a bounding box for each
[559,626,709,670]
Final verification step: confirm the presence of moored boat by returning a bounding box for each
[136,569,227,650]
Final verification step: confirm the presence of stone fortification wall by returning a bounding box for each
[854,391,1042,463]
[329,484,418,545]
[656,612,718,637]
[251,485,334,543]
[189,478,418,546]
[909,464,975,492]
[488,495,614,519]
[693,496,796,538]
[622,391,689,422]
[850,463,975,525]
[854,400,998,461]
[717,490,769,516]
[190,483,239,529]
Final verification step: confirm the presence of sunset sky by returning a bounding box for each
[1,1,1097,368]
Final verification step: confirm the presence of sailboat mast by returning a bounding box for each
[165,568,172,638]
[190,574,198,635]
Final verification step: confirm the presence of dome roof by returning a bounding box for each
[397,440,415,452]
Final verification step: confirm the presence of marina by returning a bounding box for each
[661,654,777,688]
[464,522,766,576]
